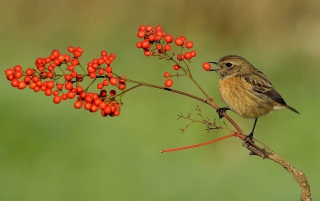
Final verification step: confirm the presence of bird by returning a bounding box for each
[209,55,299,139]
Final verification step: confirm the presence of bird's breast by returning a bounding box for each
[218,76,275,118]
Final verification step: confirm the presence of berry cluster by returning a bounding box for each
[136,25,197,88]
[4,47,126,117]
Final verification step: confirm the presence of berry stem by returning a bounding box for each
[161,132,238,153]
[78,64,87,75]
[124,77,244,134]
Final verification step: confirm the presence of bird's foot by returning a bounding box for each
[216,107,229,118]
[244,132,255,147]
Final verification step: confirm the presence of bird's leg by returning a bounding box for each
[216,107,230,119]
[245,118,258,141]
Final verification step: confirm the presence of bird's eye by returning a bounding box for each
[225,62,232,67]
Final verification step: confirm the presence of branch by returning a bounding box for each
[124,78,312,200]
[243,139,312,201]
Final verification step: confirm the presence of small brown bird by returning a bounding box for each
[210,55,299,138]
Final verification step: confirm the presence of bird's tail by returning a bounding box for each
[284,104,300,114]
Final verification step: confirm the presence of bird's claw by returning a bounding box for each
[216,107,229,119]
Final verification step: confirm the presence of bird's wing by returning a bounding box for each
[242,71,287,105]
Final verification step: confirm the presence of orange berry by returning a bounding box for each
[164,34,173,43]
[164,79,173,87]
[185,41,193,49]
[173,64,180,70]
[202,62,211,71]
[175,38,184,46]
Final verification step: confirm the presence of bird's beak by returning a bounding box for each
[208,62,219,71]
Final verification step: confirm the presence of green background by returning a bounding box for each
[1,0,319,200]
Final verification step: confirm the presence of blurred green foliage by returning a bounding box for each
[1,0,319,200]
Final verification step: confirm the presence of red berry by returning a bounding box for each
[177,53,184,61]
[89,73,96,79]
[23,76,31,83]
[53,90,59,96]
[101,50,107,56]
[71,58,79,66]
[5,69,14,76]
[164,34,173,43]
[156,44,162,50]
[148,35,156,42]
[184,52,192,60]
[53,96,61,104]
[65,82,73,90]
[103,80,109,86]
[56,83,63,90]
[90,105,99,113]
[45,88,53,96]
[155,25,162,31]
[180,36,186,42]
[85,95,93,103]
[110,90,116,96]
[137,30,145,38]
[65,54,71,62]
[11,79,19,87]
[17,81,26,89]
[73,50,82,58]
[76,75,83,82]
[173,64,180,70]
[164,79,173,87]
[97,83,104,89]
[190,50,196,57]
[46,81,55,89]
[144,51,151,56]
[105,66,112,73]
[76,86,83,93]
[185,41,193,49]
[14,65,22,72]
[64,74,72,81]
[164,72,170,78]
[94,98,102,106]
[99,90,107,97]
[74,100,83,109]
[109,77,118,85]
[67,91,75,99]
[71,71,77,78]
[75,47,83,53]
[104,106,112,114]
[36,80,42,87]
[136,42,142,48]
[175,38,184,46]
[84,102,91,110]
[97,68,105,75]
[61,94,68,100]
[47,72,54,79]
[99,101,107,109]
[32,76,39,83]
[164,44,171,51]
[52,50,60,58]
[68,65,75,71]
[118,84,126,90]
[29,82,36,89]
[68,46,75,53]
[58,54,65,62]
[202,62,211,71]
[79,91,87,99]
[146,25,153,32]
[26,68,34,76]
[113,110,120,116]
[141,40,150,49]
[138,25,146,31]
[14,71,23,79]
